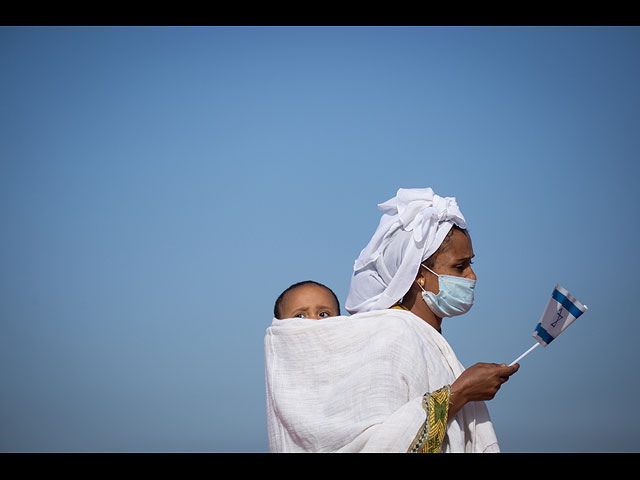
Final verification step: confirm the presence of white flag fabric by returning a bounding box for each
[533,284,588,347]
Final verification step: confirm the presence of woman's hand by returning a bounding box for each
[448,362,519,419]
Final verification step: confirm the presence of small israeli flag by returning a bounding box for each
[509,284,588,366]
[533,284,588,347]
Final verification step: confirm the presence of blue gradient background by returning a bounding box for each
[1,26,638,452]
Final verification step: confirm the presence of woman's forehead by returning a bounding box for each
[437,230,474,262]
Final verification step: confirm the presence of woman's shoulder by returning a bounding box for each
[344,308,440,344]
[350,308,437,333]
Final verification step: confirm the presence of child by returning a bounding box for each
[274,280,341,320]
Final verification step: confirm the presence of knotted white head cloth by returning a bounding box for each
[345,188,467,314]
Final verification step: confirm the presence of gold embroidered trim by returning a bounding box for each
[391,303,410,311]
[407,385,450,453]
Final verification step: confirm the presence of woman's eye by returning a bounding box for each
[457,261,473,272]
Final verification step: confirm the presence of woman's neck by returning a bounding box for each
[399,287,443,333]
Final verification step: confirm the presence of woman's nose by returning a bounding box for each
[467,267,477,281]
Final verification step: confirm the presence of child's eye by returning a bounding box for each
[319,311,330,318]
[295,313,307,318]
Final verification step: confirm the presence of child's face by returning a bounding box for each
[279,284,340,320]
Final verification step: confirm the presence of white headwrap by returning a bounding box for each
[345,187,467,314]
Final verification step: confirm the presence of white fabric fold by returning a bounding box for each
[264,309,499,453]
[346,187,467,314]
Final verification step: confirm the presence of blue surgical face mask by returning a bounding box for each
[418,264,476,318]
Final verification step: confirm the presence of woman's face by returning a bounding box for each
[423,229,476,294]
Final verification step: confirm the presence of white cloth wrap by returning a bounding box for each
[264,309,499,453]
[345,187,467,314]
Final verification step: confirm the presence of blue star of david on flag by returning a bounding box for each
[533,284,588,347]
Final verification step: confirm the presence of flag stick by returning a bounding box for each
[509,343,540,366]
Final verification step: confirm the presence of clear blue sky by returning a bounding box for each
[1,26,639,452]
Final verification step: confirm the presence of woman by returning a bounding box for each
[265,187,518,453]
[346,187,519,452]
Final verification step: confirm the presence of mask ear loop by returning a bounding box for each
[417,264,439,293]
[421,263,440,278]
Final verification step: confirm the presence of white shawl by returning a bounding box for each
[264,308,499,453]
